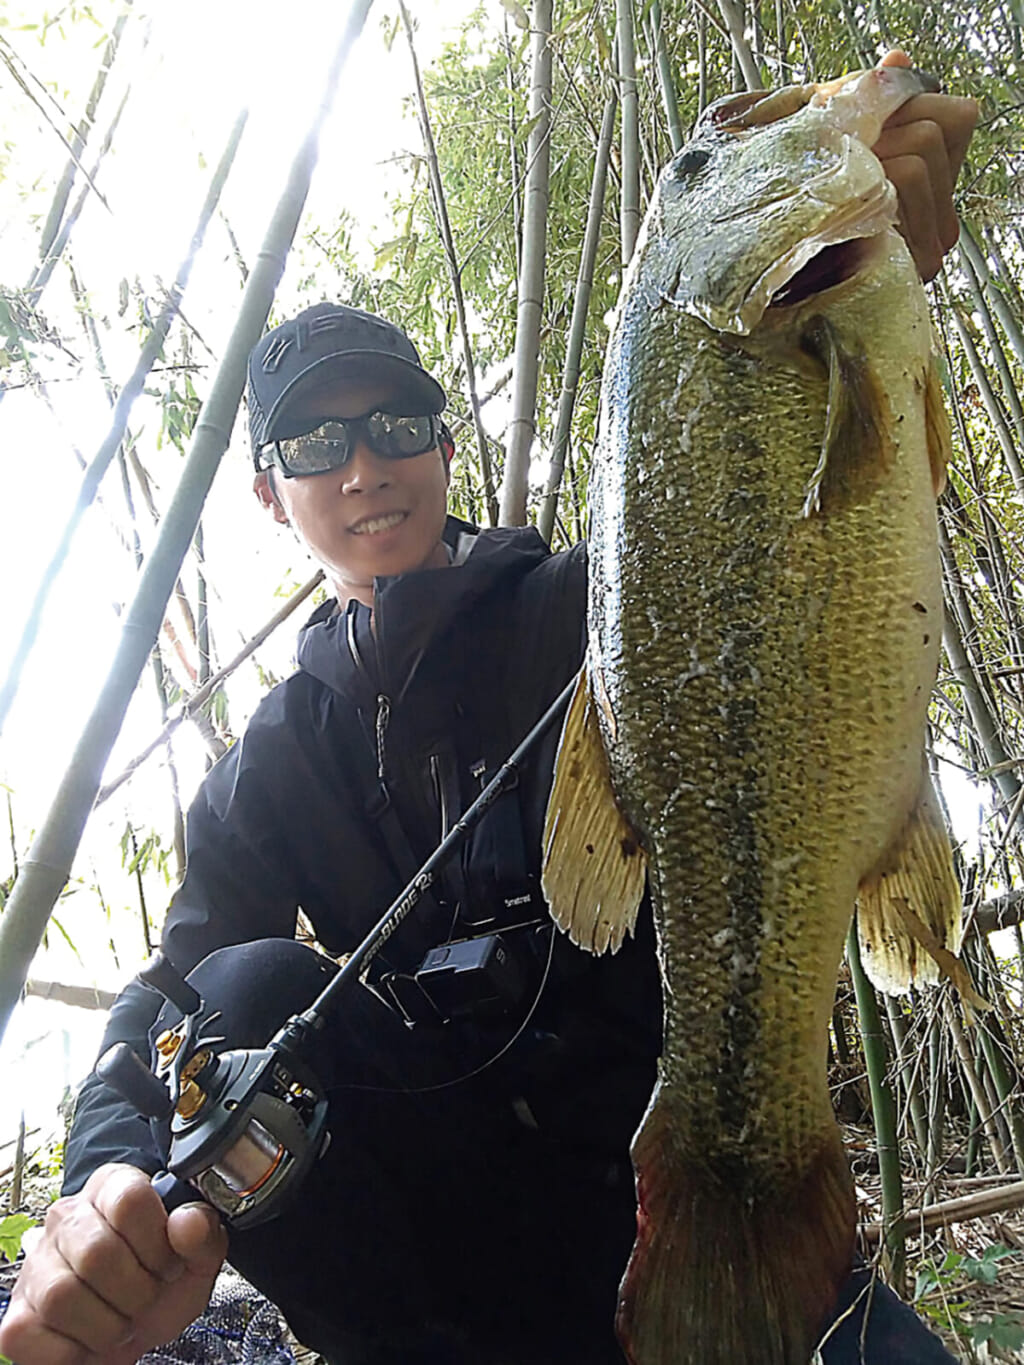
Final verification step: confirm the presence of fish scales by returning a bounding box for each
[543,66,961,1365]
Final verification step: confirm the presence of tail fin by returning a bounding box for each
[617,1089,856,1365]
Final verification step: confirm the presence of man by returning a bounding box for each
[1,64,978,1365]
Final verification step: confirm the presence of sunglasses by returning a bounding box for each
[258,411,441,478]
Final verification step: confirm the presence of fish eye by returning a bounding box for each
[670,147,712,179]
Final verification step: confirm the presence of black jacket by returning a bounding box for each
[63,519,662,1194]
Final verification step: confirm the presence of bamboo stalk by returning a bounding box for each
[0,0,374,1048]
[617,0,641,266]
[648,2,684,153]
[957,241,1024,442]
[399,0,499,527]
[503,19,523,273]
[24,979,117,1011]
[939,520,1020,808]
[848,921,905,1290]
[862,1178,1024,1241]
[946,998,1013,1175]
[537,90,616,544]
[25,82,131,311]
[968,941,1024,1173]
[696,2,708,115]
[715,0,763,90]
[983,226,1024,323]
[34,3,132,284]
[0,111,248,740]
[925,1009,945,1197]
[500,0,553,527]
[774,0,785,67]
[942,283,1024,499]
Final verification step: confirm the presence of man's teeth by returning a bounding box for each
[352,511,406,535]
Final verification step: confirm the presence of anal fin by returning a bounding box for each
[856,761,966,996]
[541,665,646,955]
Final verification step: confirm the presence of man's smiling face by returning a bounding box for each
[254,375,450,609]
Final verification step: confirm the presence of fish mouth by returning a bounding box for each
[767,236,877,309]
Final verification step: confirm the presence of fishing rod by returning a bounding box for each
[97,672,578,1228]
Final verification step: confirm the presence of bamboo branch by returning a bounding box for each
[885,996,930,1160]
[0,0,374,1048]
[95,570,324,807]
[36,2,133,273]
[25,83,131,310]
[0,33,111,215]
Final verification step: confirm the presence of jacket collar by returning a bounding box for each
[296,515,552,702]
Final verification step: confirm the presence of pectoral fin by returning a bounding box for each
[541,665,646,955]
[856,762,973,1000]
[800,315,887,517]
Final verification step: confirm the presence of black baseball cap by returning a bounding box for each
[247,303,447,460]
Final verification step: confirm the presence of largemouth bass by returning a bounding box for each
[542,66,963,1365]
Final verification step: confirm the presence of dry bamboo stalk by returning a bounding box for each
[862,1179,1024,1242]
[24,979,117,1011]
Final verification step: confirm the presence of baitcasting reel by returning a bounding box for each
[98,953,329,1229]
[98,672,578,1229]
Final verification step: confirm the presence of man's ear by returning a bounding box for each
[254,469,290,525]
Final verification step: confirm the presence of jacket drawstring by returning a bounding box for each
[375,693,391,785]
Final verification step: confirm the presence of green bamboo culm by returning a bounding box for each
[0,0,375,1049]
[537,89,616,545]
[0,110,248,742]
[847,917,906,1293]
[648,1,684,154]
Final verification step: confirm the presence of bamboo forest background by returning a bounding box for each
[1,0,1023,1345]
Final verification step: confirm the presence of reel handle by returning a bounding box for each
[139,952,201,1016]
